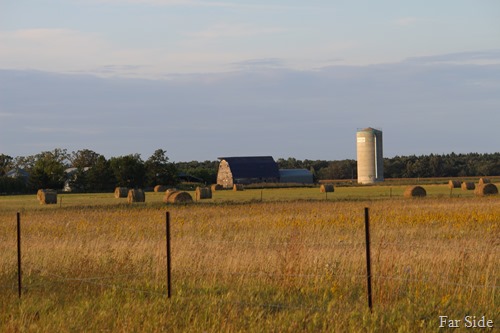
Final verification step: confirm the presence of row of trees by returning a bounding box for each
[0,149,177,193]
[276,153,500,180]
[1,149,499,194]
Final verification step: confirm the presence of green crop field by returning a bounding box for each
[0,185,498,332]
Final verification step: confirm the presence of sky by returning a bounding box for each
[1,0,500,162]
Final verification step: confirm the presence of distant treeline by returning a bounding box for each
[0,149,499,194]
[276,152,500,180]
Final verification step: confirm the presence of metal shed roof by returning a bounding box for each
[5,168,29,178]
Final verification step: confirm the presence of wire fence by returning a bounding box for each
[156,238,500,253]
[1,210,498,314]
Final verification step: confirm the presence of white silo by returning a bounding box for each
[356,128,384,184]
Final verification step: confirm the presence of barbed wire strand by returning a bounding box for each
[173,238,499,253]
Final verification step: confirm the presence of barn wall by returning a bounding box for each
[217,160,234,188]
[233,177,279,185]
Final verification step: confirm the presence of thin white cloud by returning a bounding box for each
[0,29,102,47]
[0,29,108,68]
[0,28,261,77]
[93,0,324,10]
[0,29,163,76]
[231,58,285,70]
[95,0,232,6]
[186,23,287,40]
[404,50,500,65]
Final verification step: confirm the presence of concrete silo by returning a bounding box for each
[356,128,384,184]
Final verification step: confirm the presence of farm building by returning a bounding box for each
[279,169,313,184]
[63,167,90,192]
[178,172,204,183]
[217,156,280,188]
[5,168,30,182]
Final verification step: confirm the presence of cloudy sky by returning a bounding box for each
[1,0,499,162]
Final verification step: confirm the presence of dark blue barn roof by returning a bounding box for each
[218,156,279,179]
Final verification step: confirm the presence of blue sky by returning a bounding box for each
[1,1,499,162]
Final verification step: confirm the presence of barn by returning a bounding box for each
[217,156,280,188]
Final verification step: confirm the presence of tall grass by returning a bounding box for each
[0,189,498,332]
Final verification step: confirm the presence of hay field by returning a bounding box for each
[0,186,498,332]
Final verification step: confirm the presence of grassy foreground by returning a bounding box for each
[0,186,498,332]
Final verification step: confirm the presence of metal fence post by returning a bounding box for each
[17,212,22,298]
[364,207,373,312]
[166,211,172,298]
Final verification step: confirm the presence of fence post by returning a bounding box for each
[17,212,22,298]
[166,211,172,298]
[364,207,373,312]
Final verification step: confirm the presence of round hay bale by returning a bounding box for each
[127,189,145,203]
[404,186,427,198]
[195,187,212,200]
[37,189,44,201]
[448,180,461,189]
[233,184,244,191]
[114,187,128,198]
[38,189,57,205]
[166,191,193,203]
[154,185,168,192]
[461,182,475,191]
[479,178,491,185]
[474,183,498,196]
[320,184,334,193]
[163,188,178,202]
[211,184,223,191]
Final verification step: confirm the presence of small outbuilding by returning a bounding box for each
[6,168,30,183]
[63,167,90,192]
[279,169,313,184]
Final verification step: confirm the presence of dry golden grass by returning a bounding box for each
[0,190,498,332]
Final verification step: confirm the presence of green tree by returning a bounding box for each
[317,160,356,180]
[70,149,102,169]
[65,149,106,192]
[428,154,444,177]
[109,154,146,188]
[145,149,178,186]
[277,157,303,169]
[0,177,27,194]
[0,154,13,176]
[175,160,217,184]
[85,156,115,192]
[13,155,37,172]
[384,156,404,178]
[28,150,67,190]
